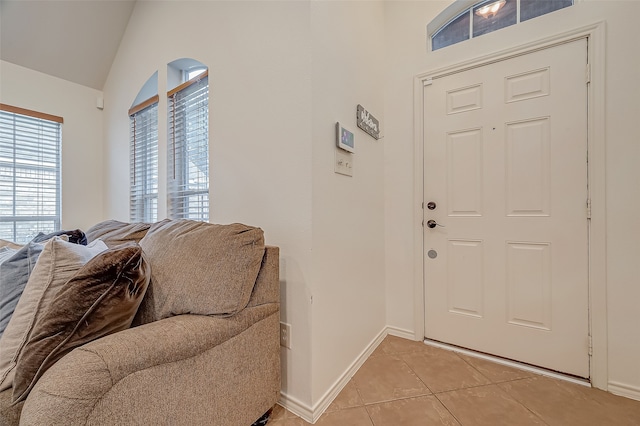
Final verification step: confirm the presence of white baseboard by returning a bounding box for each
[386,326,418,341]
[278,326,392,423]
[608,381,640,402]
[308,328,388,422]
[278,391,314,423]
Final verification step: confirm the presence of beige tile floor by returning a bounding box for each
[269,335,640,426]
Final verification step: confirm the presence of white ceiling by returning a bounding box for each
[0,0,136,90]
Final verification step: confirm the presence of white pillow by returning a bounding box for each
[0,237,108,391]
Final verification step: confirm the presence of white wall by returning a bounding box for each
[384,0,640,398]
[0,61,105,231]
[384,1,445,335]
[310,0,387,406]
[102,0,316,408]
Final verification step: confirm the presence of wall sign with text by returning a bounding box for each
[356,105,380,140]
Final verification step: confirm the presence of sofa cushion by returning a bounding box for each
[136,220,265,323]
[0,242,44,338]
[0,240,21,250]
[0,237,108,392]
[85,220,154,248]
[11,242,150,403]
[0,388,22,425]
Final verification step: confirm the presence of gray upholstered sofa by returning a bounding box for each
[0,219,280,425]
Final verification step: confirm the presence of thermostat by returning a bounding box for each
[336,122,355,153]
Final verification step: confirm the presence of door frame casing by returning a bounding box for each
[412,22,607,390]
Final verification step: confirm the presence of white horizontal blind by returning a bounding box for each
[168,73,209,221]
[0,106,61,243]
[129,99,158,223]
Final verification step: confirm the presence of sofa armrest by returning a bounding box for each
[20,305,279,425]
[247,245,280,307]
[85,303,277,383]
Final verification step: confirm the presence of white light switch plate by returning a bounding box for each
[335,149,353,177]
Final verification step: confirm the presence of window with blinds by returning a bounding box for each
[129,96,159,223]
[167,71,209,221]
[0,104,62,243]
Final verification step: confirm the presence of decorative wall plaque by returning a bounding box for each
[356,104,380,140]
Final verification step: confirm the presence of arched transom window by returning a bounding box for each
[428,0,573,51]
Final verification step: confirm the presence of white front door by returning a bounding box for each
[423,39,589,378]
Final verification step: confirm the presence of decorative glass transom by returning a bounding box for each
[430,0,573,51]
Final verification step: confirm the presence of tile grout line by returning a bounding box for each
[428,378,553,426]
[352,341,546,426]
[401,347,494,395]
[362,405,376,426]
[357,347,442,424]
[432,391,464,426]
[353,358,434,406]
[353,382,377,426]
[393,344,499,425]
[396,349,464,425]
[398,345,543,426]
[432,375,540,395]
[491,382,552,426]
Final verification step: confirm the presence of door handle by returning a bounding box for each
[426,220,445,229]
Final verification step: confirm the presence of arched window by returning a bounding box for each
[167,59,209,221]
[129,72,158,223]
[429,0,573,51]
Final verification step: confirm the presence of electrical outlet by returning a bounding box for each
[280,322,291,349]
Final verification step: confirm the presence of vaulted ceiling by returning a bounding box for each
[0,0,136,90]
